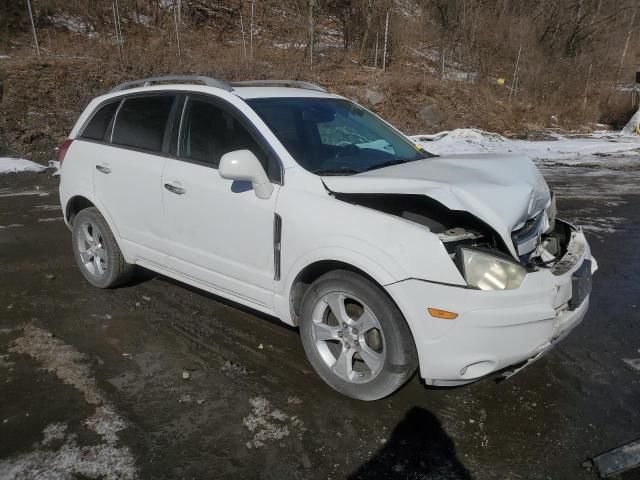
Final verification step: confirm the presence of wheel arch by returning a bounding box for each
[64,194,128,262]
[65,195,95,226]
[286,257,400,326]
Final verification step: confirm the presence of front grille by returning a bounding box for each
[512,211,545,256]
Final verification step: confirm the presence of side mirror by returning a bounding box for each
[218,149,274,200]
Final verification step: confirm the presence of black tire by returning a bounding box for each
[71,207,134,288]
[299,270,417,401]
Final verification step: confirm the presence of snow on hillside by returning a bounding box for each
[0,158,47,174]
[412,129,640,166]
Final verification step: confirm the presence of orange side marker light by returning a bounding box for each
[428,308,458,320]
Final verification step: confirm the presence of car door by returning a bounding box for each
[162,95,281,309]
[93,93,177,267]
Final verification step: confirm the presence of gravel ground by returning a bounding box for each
[0,163,639,479]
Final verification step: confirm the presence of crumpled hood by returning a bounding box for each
[322,153,551,257]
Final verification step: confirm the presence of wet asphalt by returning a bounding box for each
[0,161,639,480]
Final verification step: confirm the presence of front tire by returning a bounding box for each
[71,207,134,288]
[299,270,417,401]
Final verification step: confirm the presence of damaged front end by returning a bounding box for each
[331,189,582,290]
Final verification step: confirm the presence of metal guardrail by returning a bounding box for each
[110,76,327,94]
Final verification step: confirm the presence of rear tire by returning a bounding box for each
[71,207,134,288]
[299,270,417,401]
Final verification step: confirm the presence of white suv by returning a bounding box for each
[58,76,596,400]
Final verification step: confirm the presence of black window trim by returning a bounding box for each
[75,90,284,185]
[171,93,284,185]
[110,92,178,155]
[77,91,180,158]
[77,98,121,143]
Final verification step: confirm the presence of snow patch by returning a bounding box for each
[242,396,303,449]
[48,15,98,38]
[48,160,61,176]
[412,129,640,166]
[0,158,46,174]
[1,325,137,479]
[10,325,103,405]
[413,129,516,155]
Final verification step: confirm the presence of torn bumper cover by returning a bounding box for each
[386,222,597,386]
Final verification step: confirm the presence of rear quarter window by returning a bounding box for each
[80,101,119,141]
[112,95,175,152]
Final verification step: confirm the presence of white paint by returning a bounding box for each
[59,84,598,393]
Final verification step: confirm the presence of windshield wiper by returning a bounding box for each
[312,167,361,176]
[364,159,411,172]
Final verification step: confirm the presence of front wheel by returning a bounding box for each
[299,270,418,401]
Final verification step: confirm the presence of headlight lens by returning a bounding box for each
[458,248,527,290]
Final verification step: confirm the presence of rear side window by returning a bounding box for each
[81,101,119,141]
[112,95,175,152]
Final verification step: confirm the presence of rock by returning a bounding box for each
[181,370,190,380]
[44,273,56,281]
[364,89,385,106]
[417,103,442,125]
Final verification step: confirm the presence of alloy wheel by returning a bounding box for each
[310,291,386,383]
[76,220,108,277]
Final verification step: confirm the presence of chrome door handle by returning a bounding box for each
[164,183,186,195]
[96,164,111,174]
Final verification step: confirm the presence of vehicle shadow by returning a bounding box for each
[348,406,471,480]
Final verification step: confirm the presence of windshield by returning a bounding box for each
[246,97,434,175]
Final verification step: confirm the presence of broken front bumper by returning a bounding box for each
[386,225,597,386]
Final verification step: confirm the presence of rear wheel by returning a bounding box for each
[72,207,134,288]
[299,270,417,401]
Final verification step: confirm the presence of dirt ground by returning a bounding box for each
[0,161,639,479]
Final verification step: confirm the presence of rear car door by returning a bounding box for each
[93,93,177,267]
[162,94,281,309]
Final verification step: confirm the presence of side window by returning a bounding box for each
[81,101,119,141]
[112,95,175,152]
[179,98,279,180]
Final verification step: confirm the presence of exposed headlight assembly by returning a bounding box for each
[458,248,527,291]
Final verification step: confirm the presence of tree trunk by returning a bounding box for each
[615,4,638,84]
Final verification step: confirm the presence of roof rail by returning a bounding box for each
[110,75,233,93]
[230,80,328,92]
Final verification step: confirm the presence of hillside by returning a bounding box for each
[1,0,638,161]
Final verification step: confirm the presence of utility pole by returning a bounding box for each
[509,45,522,103]
[240,13,248,68]
[382,11,389,71]
[374,31,379,68]
[26,0,41,58]
[250,0,254,60]
[173,0,182,65]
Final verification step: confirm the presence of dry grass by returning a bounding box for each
[0,14,627,161]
